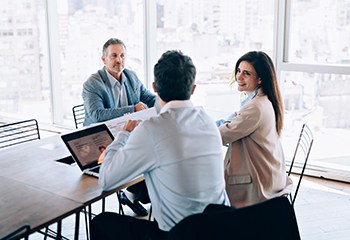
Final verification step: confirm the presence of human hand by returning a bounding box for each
[122,119,141,132]
[135,102,148,111]
[226,112,239,122]
[97,149,106,164]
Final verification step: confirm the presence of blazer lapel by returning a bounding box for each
[98,68,116,107]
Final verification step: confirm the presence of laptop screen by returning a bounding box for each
[61,124,114,171]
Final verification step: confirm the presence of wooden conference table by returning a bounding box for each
[0,176,82,239]
[0,134,142,239]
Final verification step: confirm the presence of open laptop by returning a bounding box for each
[61,124,114,177]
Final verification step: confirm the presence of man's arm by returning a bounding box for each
[98,120,156,191]
[124,69,156,108]
[140,83,156,107]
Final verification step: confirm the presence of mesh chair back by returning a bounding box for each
[72,104,85,129]
[287,123,314,205]
[0,119,40,149]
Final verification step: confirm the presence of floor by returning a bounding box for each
[26,175,350,240]
[291,176,350,240]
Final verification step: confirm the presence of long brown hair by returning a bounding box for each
[235,51,284,135]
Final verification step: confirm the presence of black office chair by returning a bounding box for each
[167,196,301,240]
[287,123,314,206]
[0,119,40,149]
[72,104,85,129]
[0,224,30,240]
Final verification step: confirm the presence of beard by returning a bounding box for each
[105,64,124,80]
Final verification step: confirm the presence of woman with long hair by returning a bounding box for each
[218,51,292,207]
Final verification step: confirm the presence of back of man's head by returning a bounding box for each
[154,50,196,102]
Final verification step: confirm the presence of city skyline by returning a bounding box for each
[0,0,350,129]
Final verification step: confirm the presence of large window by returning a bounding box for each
[1,0,350,181]
[288,0,350,64]
[155,0,275,118]
[0,0,145,128]
[0,0,51,123]
[56,0,145,128]
[280,0,350,180]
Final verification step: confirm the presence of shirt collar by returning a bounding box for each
[160,100,193,114]
[240,87,260,108]
[105,68,125,86]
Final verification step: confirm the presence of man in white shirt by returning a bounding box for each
[82,38,156,216]
[91,50,229,239]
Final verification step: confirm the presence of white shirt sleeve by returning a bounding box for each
[98,122,156,191]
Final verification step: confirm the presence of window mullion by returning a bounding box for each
[45,0,63,125]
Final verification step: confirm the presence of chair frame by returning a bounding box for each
[0,119,40,149]
[287,123,314,205]
[1,224,30,240]
[72,104,85,129]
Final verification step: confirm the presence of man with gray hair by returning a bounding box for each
[82,38,156,216]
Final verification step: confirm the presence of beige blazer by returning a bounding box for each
[219,89,292,208]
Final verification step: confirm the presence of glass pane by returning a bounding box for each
[0,0,51,122]
[281,71,350,177]
[155,0,275,119]
[58,0,145,128]
[288,0,350,65]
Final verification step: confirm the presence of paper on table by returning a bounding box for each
[104,107,157,136]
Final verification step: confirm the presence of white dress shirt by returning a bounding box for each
[105,70,128,107]
[99,100,230,231]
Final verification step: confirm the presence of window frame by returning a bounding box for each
[275,0,350,77]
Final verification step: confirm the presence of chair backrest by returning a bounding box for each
[167,196,301,240]
[287,123,314,205]
[72,104,85,129]
[0,224,30,240]
[0,119,40,149]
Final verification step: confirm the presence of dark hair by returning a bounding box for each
[235,51,284,135]
[102,38,126,56]
[154,50,196,102]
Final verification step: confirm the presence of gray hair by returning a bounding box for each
[102,38,126,56]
